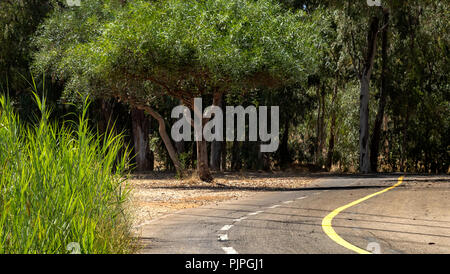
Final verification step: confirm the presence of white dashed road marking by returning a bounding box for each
[219,196,312,254]
[248,211,264,216]
[233,216,247,222]
[218,234,228,241]
[220,225,233,231]
[222,247,238,254]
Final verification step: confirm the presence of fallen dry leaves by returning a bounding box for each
[126,171,315,230]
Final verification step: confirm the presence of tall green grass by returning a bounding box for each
[0,93,134,253]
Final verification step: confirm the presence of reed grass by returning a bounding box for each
[0,93,135,253]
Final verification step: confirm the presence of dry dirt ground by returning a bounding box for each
[126,171,316,234]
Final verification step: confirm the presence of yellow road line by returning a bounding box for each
[321,176,404,254]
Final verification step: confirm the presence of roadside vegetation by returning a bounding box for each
[0,91,134,253]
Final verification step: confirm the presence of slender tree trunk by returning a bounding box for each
[191,97,213,182]
[370,9,390,173]
[175,100,186,156]
[175,140,185,155]
[117,94,182,175]
[280,119,290,169]
[131,108,154,171]
[319,84,326,159]
[326,82,339,170]
[315,84,321,163]
[261,143,271,171]
[401,110,409,172]
[231,140,241,171]
[134,104,183,176]
[197,137,213,182]
[359,16,380,174]
[383,114,389,168]
[221,141,227,171]
[191,141,197,169]
[360,77,371,173]
[210,94,223,171]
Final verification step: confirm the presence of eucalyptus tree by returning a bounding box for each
[385,1,449,172]
[278,0,383,172]
[34,0,323,181]
[333,0,449,173]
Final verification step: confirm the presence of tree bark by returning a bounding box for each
[210,94,223,171]
[231,140,241,171]
[175,140,185,155]
[191,97,213,182]
[359,16,380,174]
[319,84,326,159]
[359,77,371,173]
[131,108,153,171]
[115,94,183,175]
[221,140,227,171]
[315,84,322,163]
[135,104,183,176]
[279,119,290,169]
[175,100,186,156]
[370,9,390,173]
[326,82,339,170]
[197,138,213,182]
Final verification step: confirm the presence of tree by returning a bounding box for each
[369,8,389,172]
[34,0,323,181]
[32,0,165,173]
[384,1,449,172]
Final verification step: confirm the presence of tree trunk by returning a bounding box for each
[175,140,185,155]
[221,140,227,171]
[131,108,154,171]
[319,84,326,159]
[197,139,213,182]
[231,140,241,171]
[326,82,339,170]
[401,109,410,172]
[191,97,213,182]
[175,100,186,156]
[315,84,322,163]
[370,9,390,173]
[210,94,223,171]
[383,114,389,168]
[359,77,371,173]
[279,119,290,169]
[191,141,197,169]
[359,16,380,174]
[135,104,183,176]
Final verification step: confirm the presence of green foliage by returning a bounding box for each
[0,0,52,85]
[380,1,449,172]
[27,0,450,173]
[0,93,134,253]
[33,0,323,104]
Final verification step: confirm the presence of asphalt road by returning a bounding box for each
[139,174,450,254]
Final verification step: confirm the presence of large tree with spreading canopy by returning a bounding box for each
[33,0,324,180]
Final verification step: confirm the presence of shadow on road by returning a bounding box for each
[136,184,398,192]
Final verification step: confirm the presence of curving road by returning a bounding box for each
[138,174,450,254]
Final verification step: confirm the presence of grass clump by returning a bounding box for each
[0,94,135,253]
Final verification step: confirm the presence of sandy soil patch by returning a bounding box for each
[126,171,316,231]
